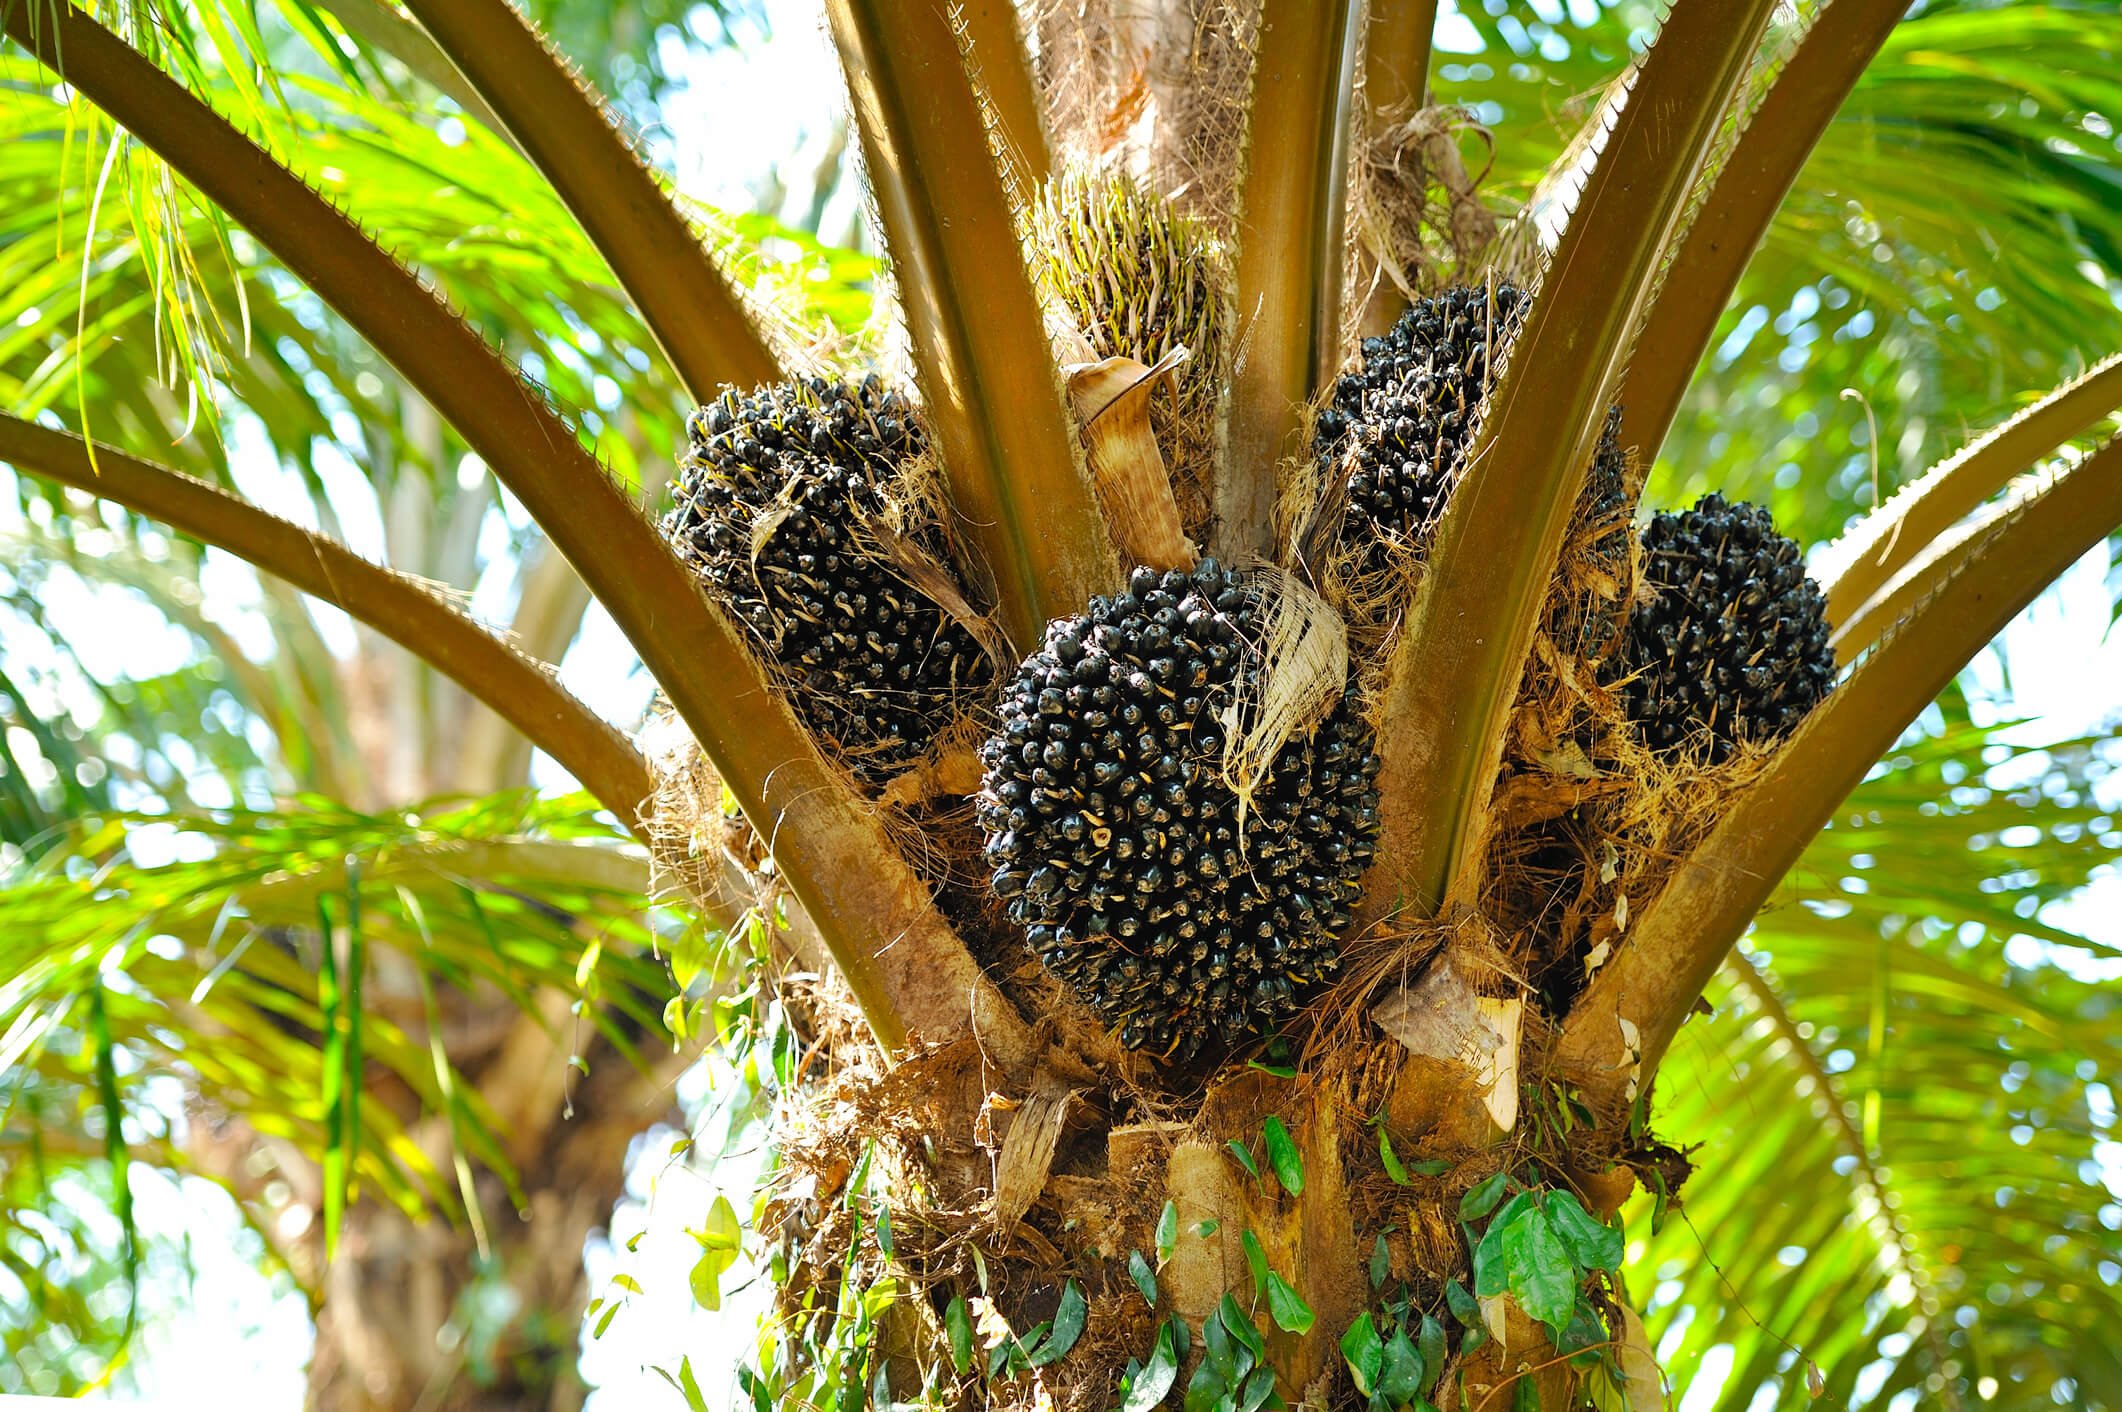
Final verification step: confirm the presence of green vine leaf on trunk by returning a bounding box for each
[1471,1191,1534,1296]
[1228,1139,1263,1186]
[873,1202,894,1260]
[1220,1293,1265,1361]
[1342,1313,1384,1397]
[1239,1366,1279,1412]
[1379,1129,1412,1185]
[1121,1320,1183,1412]
[1460,1171,1508,1222]
[1369,1233,1392,1290]
[1130,1249,1160,1308]
[1027,1280,1087,1366]
[687,1194,742,1312]
[1183,1361,1224,1412]
[1474,1195,1577,1339]
[1201,1307,1247,1385]
[1379,1325,1426,1407]
[679,1356,711,1412]
[1417,1314,1447,1394]
[1554,1294,1608,1363]
[1265,1271,1315,1334]
[1157,1199,1180,1266]
[1545,1191,1623,1273]
[1242,1228,1270,1296]
[1262,1117,1304,1195]
[945,1294,973,1375]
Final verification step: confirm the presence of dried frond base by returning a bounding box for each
[1029,0,1261,231]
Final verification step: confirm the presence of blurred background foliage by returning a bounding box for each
[0,0,2116,1408]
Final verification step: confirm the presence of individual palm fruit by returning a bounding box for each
[1313,282,1627,573]
[977,561,1381,1062]
[664,376,991,786]
[1617,493,1836,762]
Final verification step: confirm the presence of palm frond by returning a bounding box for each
[1640,725,2122,1408]
[0,791,680,1381]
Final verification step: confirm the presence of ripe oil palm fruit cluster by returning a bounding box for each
[1313,282,1629,578]
[1614,493,1837,761]
[663,376,992,787]
[977,561,1380,1060]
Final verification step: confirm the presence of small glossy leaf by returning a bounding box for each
[945,1295,973,1375]
[1555,1294,1606,1360]
[1239,1367,1278,1412]
[1370,1233,1392,1290]
[1029,1280,1088,1365]
[1228,1139,1262,1182]
[1195,1219,1222,1239]
[1130,1249,1160,1307]
[1202,1309,1237,1380]
[1417,1315,1447,1393]
[1379,1130,1412,1185]
[1490,1201,1576,1336]
[677,1356,710,1412]
[1545,1191,1624,1273]
[1122,1322,1181,1412]
[1242,1228,1270,1296]
[1473,1192,1537,1297]
[1157,1199,1180,1265]
[1460,1171,1508,1222]
[687,1196,742,1311]
[1220,1293,1264,1360]
[1445,1280,1482,1329]
[1264,1272,1314,1335]
[1379,1327,1425,1405]
[1262,1117,1304,1195]
[1183,1360,1226,1412]
[1341,1314,1384,1397]
[874,1202,895,1260]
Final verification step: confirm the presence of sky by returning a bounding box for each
[0,0,2118,1408]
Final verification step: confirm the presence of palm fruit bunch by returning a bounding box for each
[1615,493,1836,762]
[663,376,991,786]
[1313,282,1627,573]
[977,561,1382,1061]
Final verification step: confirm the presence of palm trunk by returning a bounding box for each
[305,1020,677,1411]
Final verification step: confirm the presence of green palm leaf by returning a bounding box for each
[1638,723,2122,1409]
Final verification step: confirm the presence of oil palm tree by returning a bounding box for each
[1,1,2118,1410]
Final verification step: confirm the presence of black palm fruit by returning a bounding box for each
[977,561,1382,1062]
[1617,493,1836,762]
[1313,283,1627,573]
[664,376,992,786]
